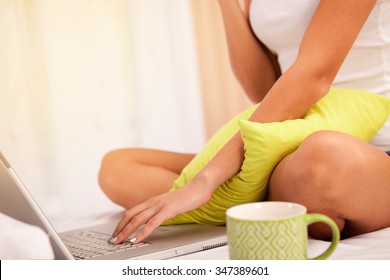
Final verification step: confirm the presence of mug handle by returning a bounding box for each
[304,214,340,260]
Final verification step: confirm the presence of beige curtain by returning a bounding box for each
[0,0,251,224]
[190,0,252,139]
[0,0,205,223]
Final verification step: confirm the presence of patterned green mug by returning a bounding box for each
[226,202,340,260]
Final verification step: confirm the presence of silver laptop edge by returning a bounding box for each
[0,151,73,259]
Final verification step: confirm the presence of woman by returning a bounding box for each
[99,0,390,244]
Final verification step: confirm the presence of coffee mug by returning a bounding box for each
[226,202,340,260]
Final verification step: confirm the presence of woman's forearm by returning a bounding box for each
[190,132,244,198]
[192,66,330,198]
[218,0,278,102]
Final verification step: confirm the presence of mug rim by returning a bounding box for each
[226,201,307,222]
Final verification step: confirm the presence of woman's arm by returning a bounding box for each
[111,0,377,244]
[218,0,280,103]
[250,0,377,123]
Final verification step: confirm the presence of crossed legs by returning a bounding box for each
[98,131,390,239]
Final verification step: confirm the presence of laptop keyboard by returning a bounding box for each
[61,230,149,259]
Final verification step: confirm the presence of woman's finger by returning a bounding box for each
[109,188,201,244]
[132,205,177,243]
[111,200,153,240]
[113,206,158,244]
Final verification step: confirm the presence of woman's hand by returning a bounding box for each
[109,133,245,245]
[109,182,212,245]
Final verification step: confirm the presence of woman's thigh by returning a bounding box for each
[98,148,195,208]
[268,131,390,239]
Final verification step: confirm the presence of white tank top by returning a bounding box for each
[250,0,390,151]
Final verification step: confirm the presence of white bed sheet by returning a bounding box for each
[3,210,390,260]
[173,227,390,260]
[0,213,54,260]
[56,210,390,260]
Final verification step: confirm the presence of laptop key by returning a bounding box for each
[62,230,150,259]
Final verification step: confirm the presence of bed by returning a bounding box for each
[2,209,389,260]
[173,227,390,260]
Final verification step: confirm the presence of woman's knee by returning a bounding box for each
[98,149,138,198]
[276,131,366,197]
[98,148,192,208]
[268,131,368,238]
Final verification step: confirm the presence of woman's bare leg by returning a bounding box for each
[98,148,195,209]
[268,131,390,239]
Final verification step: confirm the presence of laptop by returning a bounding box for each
[0,150,227,260]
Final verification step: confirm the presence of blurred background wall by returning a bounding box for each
[0,0,252,225]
